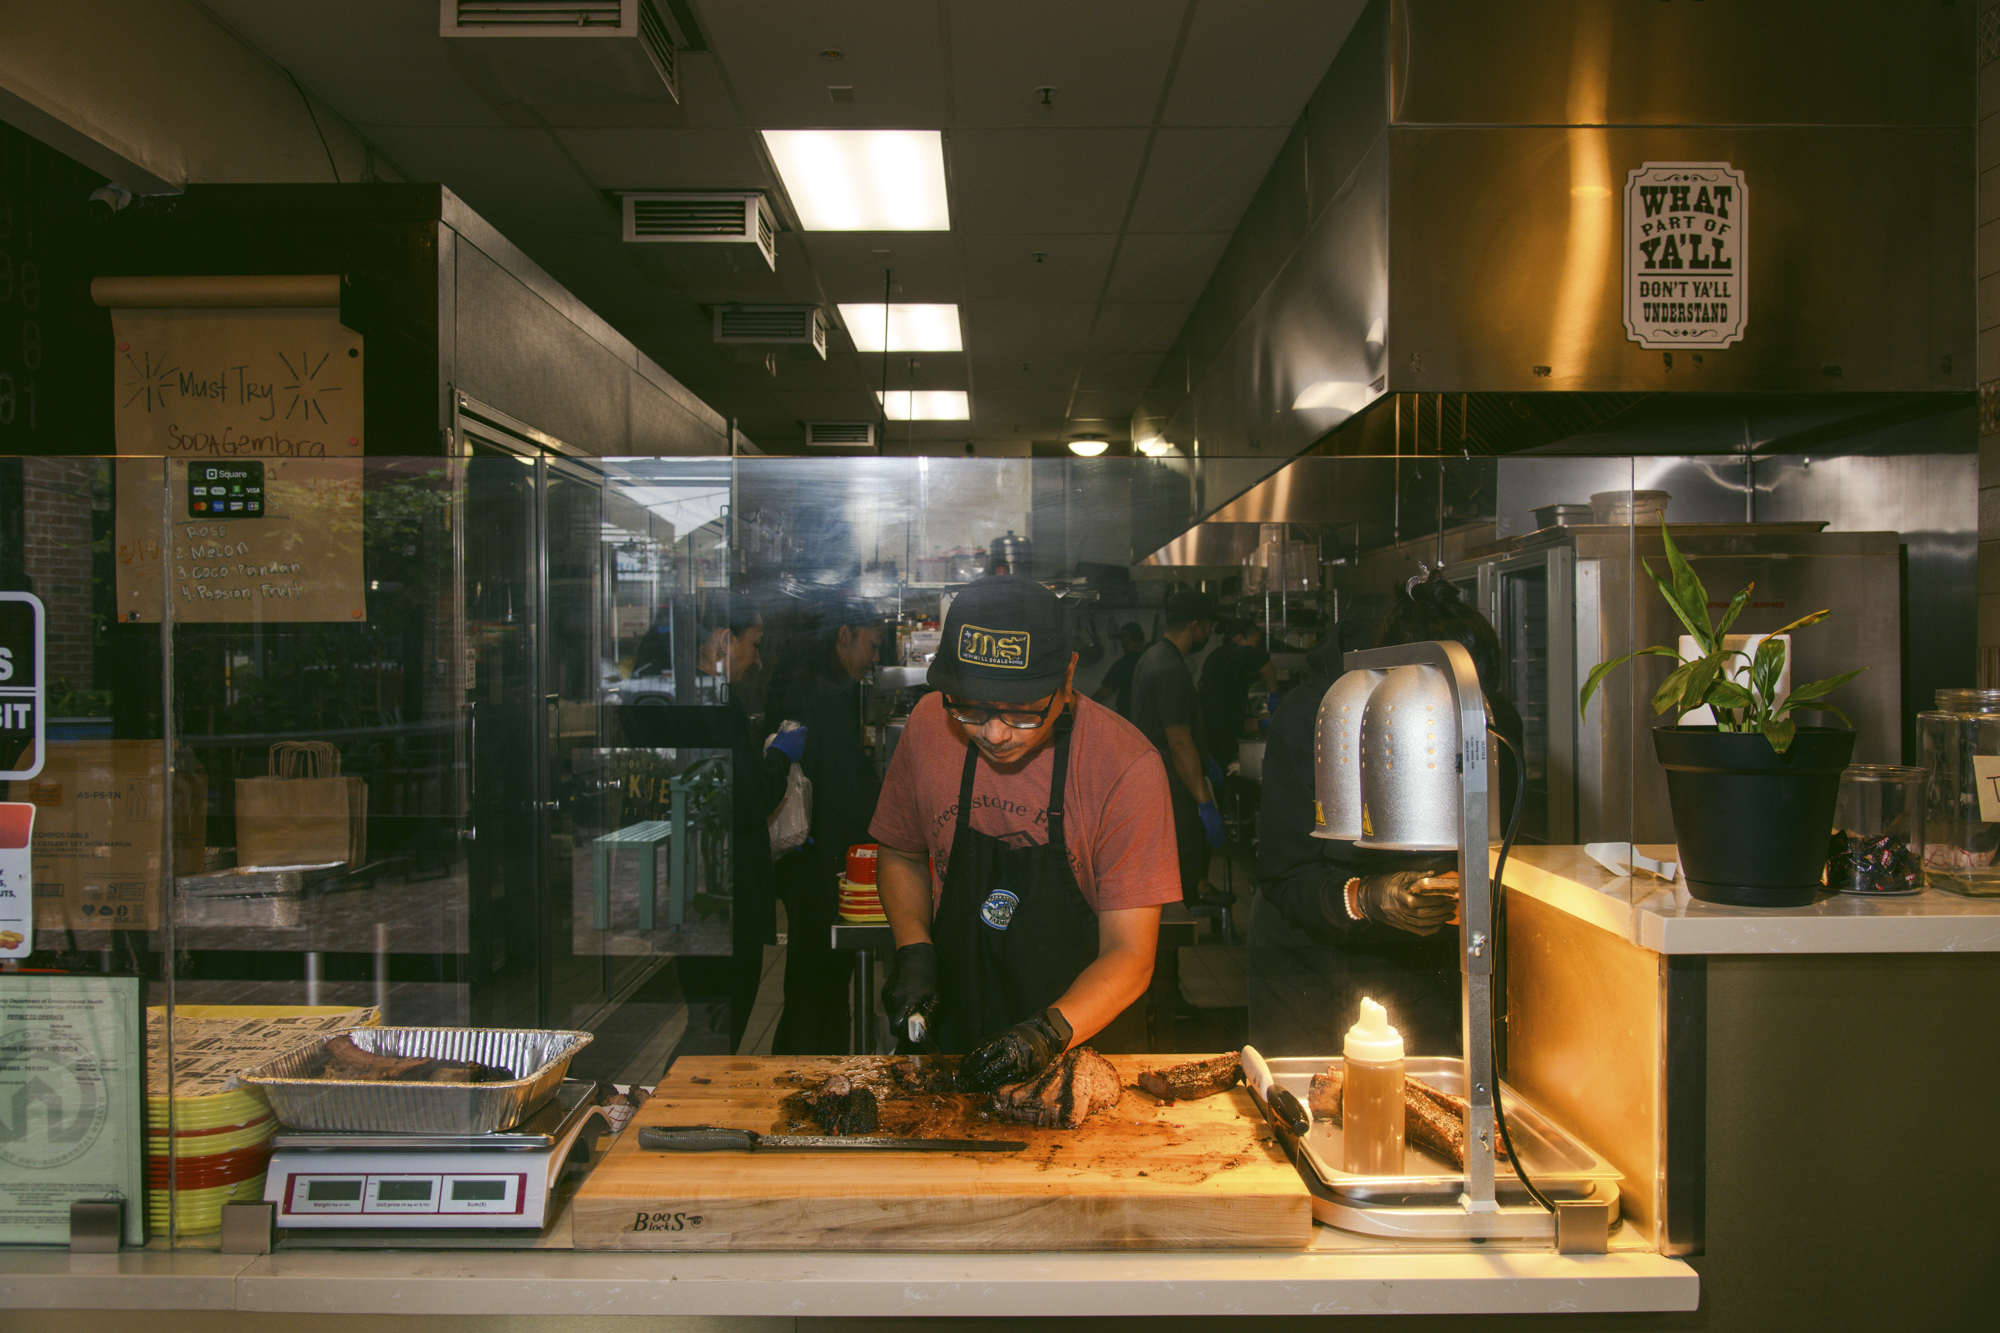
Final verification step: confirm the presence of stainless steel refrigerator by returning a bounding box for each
[1469,524,1901,846]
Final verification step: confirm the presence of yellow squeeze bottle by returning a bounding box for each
[1342,996,1406,1175]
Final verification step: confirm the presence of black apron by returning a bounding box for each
[931,712,1147,1054]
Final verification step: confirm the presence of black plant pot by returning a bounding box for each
[1653,725,1857,908]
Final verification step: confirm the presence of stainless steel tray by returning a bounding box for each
[1267,1056,1621,1239]
[240,1027,593,1134]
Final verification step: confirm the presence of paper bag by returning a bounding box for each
[235,742,367,868]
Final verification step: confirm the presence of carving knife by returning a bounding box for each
[638,1126,1026,1153]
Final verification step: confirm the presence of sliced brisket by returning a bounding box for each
[989,1047,1122,1129]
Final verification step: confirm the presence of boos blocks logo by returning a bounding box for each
[956,624,1029,669]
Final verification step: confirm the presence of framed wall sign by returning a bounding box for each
[0,592,43,782]
[1623,161,1747,350]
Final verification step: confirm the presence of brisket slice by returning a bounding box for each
[319,1035,512,1084]
[1137,1053,1243,1102]
[809,1074,879,1136]
[989,1047,1123,1129]
[1302,1068,1507,1169]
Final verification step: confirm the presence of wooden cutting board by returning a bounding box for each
[571,1053,1312,1251]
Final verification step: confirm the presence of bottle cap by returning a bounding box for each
[1343,996,1404,1063]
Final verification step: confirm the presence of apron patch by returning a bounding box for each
[979,888,1021,930]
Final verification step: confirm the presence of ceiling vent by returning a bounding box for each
[805,422,877,449]
[622,193,777,271]
[441,1,685,106]
[713,306,828,359]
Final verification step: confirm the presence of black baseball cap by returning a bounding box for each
[929,575,1072,704]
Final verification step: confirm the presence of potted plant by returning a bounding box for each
[1579,523,1865,907]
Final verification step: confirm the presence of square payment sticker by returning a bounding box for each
[0,801,32,958]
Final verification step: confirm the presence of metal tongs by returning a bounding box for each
[1240,1045,1311,1139]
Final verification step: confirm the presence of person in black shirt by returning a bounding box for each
[1196,617,1277,771]
[764,593,886,1054]
[1249,571,1523,1058]
[1090,622,1148,718]
[1129,590,1224,905]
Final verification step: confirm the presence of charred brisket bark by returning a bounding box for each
[320,1035,513,1084]
[809,1074,880,1135]
[989,1047,1122,1129]
[1137,1053,1243,1102]
[1303,1068,1506,1170]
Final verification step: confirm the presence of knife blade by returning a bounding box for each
[638,1126,1026,1153]
[906,1009,942,1056]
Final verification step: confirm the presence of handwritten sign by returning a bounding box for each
[113,458,364,624]
[110,307,364,457]
[1623,161,1747,350]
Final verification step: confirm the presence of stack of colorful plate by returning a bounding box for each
[838,844,885,920]
[144,1004,377,1235]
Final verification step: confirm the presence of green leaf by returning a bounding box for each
[1760,717,1797,754]
[1780,667,1867,706]
[1679,653,1726,715]
[1659,521,1715,651]
[1579,645,1682,717]
[1642,557,1716,655]
[1714,583,1754,641]
[1703,679,1754,709]
[1651,658,1698,716]
[1751,636,1788,711]
[1768,608,1833,638]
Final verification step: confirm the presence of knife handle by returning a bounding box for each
[639,1126,760,1152]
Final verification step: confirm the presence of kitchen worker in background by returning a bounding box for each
[1197,616,1279,772]
[1129,589,1228,907]
[674,600,802,1053]
[872,576,1181,1092]
[765,593,885,1055]
[1249,570,1524,1057]
[1090,621,1149,718]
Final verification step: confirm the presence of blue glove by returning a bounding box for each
[1197,799,1225,848]
[1266,691,1284,717]
[766,725,807,764]
[1203,755,1225,789]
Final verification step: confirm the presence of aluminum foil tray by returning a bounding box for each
[1266,1056,1621,1239]
[239,1026,593,1134]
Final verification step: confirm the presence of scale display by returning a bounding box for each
[282,1169,526,1218]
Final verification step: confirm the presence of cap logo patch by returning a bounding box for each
[956,623,1029,669]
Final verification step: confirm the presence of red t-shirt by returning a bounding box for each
[869,692,1182,914]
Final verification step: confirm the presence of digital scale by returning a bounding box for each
[265,1080,609,1232]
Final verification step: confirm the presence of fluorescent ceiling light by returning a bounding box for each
[1068,440,1108,457]
[762,130,950,231]
[839,304,962,352]
[878,390,970,420]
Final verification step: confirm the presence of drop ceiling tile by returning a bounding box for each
[1070,389,1144,420]
[948,1,1179,127]
[855,356,970,392]
[968,354,1081,397]
[961,304,1098,355]
[1104,232,1232,304]
[1089,304,1193,354]
[1127,127,1293,233]
[1162,0,1365,126]
[971,391,1072,432]
[805,233,966,303]
[1077,352,1166,393]
[689,0,950,126]
[958,235,1118,303]
[201,0,507,128]
[366,126,612,232]
[948,129,1149,234]
[552,128,769,191]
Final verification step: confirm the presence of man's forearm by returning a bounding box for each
[1048,946,1153,1047]
[1166,729,1210,802]
[877,844,935,949]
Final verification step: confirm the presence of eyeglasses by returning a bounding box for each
[942,694,1061,731]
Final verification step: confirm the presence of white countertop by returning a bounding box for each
[1496,845,2000,955]
[0,1242,1696,1318]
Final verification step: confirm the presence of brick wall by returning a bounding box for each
[21,457,100,691]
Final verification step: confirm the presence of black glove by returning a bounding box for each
[959,1007,1073,1092]
[881,942,940,1035]
[1354,870,1460,936]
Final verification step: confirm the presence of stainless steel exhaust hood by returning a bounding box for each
[1126,0,1973,546]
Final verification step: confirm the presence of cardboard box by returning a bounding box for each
[11,740,207,931]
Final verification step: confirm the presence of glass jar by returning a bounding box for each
[1829,766,1926,894]
[1917,689,2000,896]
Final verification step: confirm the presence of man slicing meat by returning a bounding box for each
[871,575,1182,1092]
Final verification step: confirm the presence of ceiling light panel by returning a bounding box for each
[878,390,970,420]
[838,304,963,352]
[762,130,950,230]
